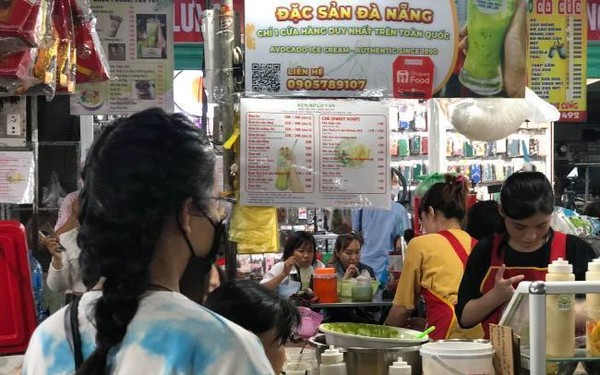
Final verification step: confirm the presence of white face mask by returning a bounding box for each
[391,185,401,200]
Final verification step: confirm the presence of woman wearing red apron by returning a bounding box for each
[385,174,484,340]
[456,172,596,339]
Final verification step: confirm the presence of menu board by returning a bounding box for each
[240,99,391,209]
[71,0,174,115]
[527,0,587,122]
[0,152,34,204]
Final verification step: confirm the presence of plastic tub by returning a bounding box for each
[419,340,494,375]
[313,268,338,303]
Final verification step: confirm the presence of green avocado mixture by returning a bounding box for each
[322,323,402,339]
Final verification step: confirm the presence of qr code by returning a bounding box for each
[251,63,281,92]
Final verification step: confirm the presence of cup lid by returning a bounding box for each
[314,267,336,275]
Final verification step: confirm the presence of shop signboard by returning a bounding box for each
[589,0,600,41]
[173,0,245,43]
[70,0,174,115]
[0,152,34,204]
[240,98,392,209]
[244,0,527,98]
[528,0,588,122]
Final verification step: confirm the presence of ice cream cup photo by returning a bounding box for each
[459,0,517,96]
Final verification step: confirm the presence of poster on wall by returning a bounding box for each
[244,0,526,98]
[0,152,34,204]
[240,98,392,209]
[589,0,600,41]
[70,0,174,115]
[528,0,587,122]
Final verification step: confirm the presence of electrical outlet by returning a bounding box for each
[6,114,20,136]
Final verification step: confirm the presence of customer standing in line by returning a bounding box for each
[22,108,274,374]
[385,174,484,340]
[44,194,86,303]
[351,174,411,283]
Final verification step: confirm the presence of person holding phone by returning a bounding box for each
[43,193,85,303]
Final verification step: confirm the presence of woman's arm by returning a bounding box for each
[385,239,422,326]
[47,255,70,293]
[459,265,524,327]
[385,305,413,327]
[260,257,296,291]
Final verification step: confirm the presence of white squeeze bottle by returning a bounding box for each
[319,345,347,375]
[388,356,411,375]
[586,258,600,356]
[546,258,575,358]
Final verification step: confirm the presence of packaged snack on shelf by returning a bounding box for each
[421,136,428,155]
[0,0,54,53]
[72,0,109,83]
[0,49,38,94]
[53,0,75,92]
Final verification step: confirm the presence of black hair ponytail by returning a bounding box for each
[420,173,469,221]
[76,108,215,374]
[500,171,554,220]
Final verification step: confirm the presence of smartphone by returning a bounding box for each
[39,231,65,251]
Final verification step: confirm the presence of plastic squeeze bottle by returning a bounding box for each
[546,257,575,358]
[319,345,347,375]
[586,259,600,356]
[388,356,411,375]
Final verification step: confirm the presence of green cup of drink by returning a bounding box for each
[459,0,517,96]
[274,147,290,190]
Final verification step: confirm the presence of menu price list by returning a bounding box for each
[245,112,315,193]
[527,1,587,122]
[319,114,388,194]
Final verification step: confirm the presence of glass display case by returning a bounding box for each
[500,281,600,374]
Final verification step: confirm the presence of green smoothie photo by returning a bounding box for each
[459,0,517,96]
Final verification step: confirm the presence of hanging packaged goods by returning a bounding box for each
[0,0,109,98]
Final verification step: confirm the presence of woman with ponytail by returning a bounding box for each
[22,108,274,375]
[385,174,484,340]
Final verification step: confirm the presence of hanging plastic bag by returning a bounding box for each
[71,0,109,83]
[41,172,65,208]
[0,0,55,52]
[229,205,279,254]
[442,88,561,142]
[53,0,75,93]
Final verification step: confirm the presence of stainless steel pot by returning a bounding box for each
[309,334,422,375]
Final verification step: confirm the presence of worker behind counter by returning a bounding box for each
[385,174,484,340]
[456,172,596,339]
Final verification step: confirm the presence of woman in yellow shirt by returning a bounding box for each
[385,174,483,340]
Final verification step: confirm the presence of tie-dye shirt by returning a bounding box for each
[22,290,275,375]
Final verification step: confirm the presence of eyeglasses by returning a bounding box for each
[194,196,235,224]
[188,196,235,263]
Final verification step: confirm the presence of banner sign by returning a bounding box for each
[244,0,526,98]
[71,0,174,115]
[240,98,392,209]
[173,0,245,43]
[528,0,587,122]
